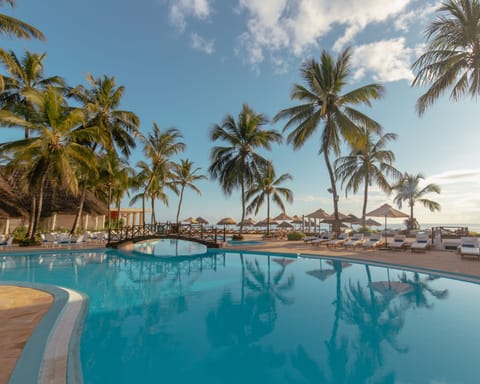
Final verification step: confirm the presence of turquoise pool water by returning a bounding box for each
[133,238,207,257]
[1,248,479,383]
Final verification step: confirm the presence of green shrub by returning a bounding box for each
[13,226,28,241]
[357,226,372,234]
[287,231,305,241]
[18,238,41,247]
[232,234,244,241]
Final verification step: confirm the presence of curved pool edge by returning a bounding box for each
[3,282,88,384]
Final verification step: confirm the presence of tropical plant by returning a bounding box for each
[412,0,480,115]
[274,48,384,232]
[245,162,293,235]
[209,103,282,235]
[0,50,64,138]
[392,172,441,230]
[335,130,401,226]
[138,123,185,224]
[171,159,206,225]
[68,74,139,230]
[0,86,96,239]
[68,73,140,157]
[0,0,44,41]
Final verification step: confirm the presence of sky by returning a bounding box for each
[1,0,480,227]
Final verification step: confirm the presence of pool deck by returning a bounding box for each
[1,236,480,383]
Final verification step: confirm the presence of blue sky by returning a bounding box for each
[2,0,480,226]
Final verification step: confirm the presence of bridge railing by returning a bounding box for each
[107,223,226,245]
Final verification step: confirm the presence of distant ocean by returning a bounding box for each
[384,223,480,233]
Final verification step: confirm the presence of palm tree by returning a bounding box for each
[0,50,64,138]
[139,123,185,223]
[0,1,44,41]
[274,48,384,232]
[412,0,480,115]
[392,172,441,230]
[335,130,401,226]
[68,73,140,157]
[0,86,96,239]
[171,159,206,225]
[245,162,293,235]
[68,74,139,231]
[209,103,282,236]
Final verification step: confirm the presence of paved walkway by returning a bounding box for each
[225,238,480,282]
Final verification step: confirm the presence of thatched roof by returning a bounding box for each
[0,171,107,218]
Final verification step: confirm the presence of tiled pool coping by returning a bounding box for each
[1,282,88,384]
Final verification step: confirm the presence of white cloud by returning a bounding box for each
[236,0,413,66]
[191,33,215,54]
[351,38,417,82]
[394,1,440,31]
[167,0,213,31]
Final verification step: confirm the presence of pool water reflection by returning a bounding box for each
[0,250,479,383]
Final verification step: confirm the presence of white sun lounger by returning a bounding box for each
[410,233,430,252]
[389,234,407,250]
[362,234,382,249]
[344,233,364,248]
[458,237,480,260]
[326,233,350,248]
[311,233,334,246]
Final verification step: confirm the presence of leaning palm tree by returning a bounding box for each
[0,86,96,239]
[412,0,480,116]
[0,0,44,41]
[209,103,282,236]
[335,130,401,226]
[274,48,384,232]
[0,50,64,138]
[392,172,441,230]
[171,159,207,225]
[245,162,293,235]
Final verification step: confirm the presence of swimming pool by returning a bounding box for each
[1,248,479,383]
[133,238,207,257]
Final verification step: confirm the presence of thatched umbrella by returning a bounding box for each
[365,218,382,227]
[305,208,330,220]
[184,217,198,224]
[196,216,209,225]
[366,203,409,247]
[273,212,293,221]
[238,217,256,227]
[217,217,237,226]
[255,218,278,227]
[277,221,294,229]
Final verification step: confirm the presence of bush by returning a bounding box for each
[18,238,41,247]
[287,231,305,241]
[13,226,28,241]
[232,234,244,241]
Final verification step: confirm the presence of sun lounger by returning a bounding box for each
[326,233,350,248]
[389,234,407,250]
[362,234,382,249]
[311,233,334,246]
[410,232,430,252]
[344,233,364,248]
[458,237,480,260]
[303,233,324,243]
[0,236,13,248]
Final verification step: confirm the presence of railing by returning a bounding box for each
[431,226,469,240]
[107,222,228,246]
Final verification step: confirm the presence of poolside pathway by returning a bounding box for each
[225,238,480,282]
[0,286,53,384]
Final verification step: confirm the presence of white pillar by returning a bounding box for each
[5,218,10,235]
[51,213,57,231]
[100,215,105,230]
[84,214,89,230]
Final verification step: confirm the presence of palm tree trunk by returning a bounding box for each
[142,189,146,225]
[116,196,121,228]
[267,193,271,235]
[31,173,47,240]
[409,199,414,230]
[239,179,245,236]
[324,150,340,233]
[151,197,156,224]
[27,194,36,238]
[176,186,185,225]
[362,175,369,227]
[70,182,87,235]
[107,182,112,230]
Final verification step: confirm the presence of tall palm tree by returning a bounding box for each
[392,172,441,230]
[139,123,185,223]
[0,86,96,239]
[0,50,64,138]
[0,1,44,41]
[245,162,293,235]
[68,74,139,230]
[335,130,401,226]
[412,0,480,115]
[209,103,282,236]
[171,159,206,225]
[274,48,384,232]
